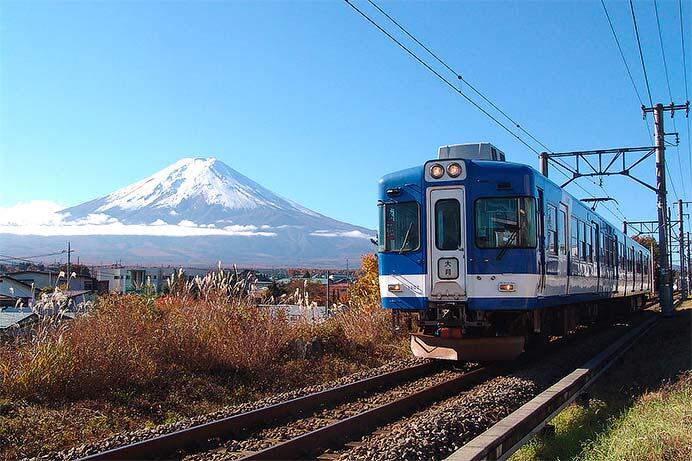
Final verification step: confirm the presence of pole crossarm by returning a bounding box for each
[624,219,681,237]
[543,146,657,190]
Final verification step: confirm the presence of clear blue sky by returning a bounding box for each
[1,0,690,230]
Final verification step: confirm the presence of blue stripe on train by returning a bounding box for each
[382,292,645,311]
[381,296,428,309]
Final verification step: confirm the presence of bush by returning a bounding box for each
[0,258,404,403]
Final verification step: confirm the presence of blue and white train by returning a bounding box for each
[377,143,652,361]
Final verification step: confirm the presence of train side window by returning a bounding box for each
[474,197,537,248]
[558,209,567,254]
[586,225,592,262]
[571,216,579,259]
[547,204,558,255]
[435,199,461,250]
[580,222,587,261]
[620,243,626,270]
[637,251,643,274]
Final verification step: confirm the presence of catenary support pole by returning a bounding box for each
[539,152,549,177]
[687,232,691,298]
[679,200,687,298]
[653,104,673,315]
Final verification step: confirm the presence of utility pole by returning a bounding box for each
[326,269,330,316]
[687,232,691,298]
[678,199,687,299]
[642,102,689,315]
[66,242,72,291]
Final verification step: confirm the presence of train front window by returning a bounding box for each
[435,199,461,250]
[379,202,420,252]
[475,197,536,249]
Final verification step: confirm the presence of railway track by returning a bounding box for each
[80,360,491,460]
[80,294,683,461]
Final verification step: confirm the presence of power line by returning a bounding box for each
[346,1,629,223]
[601,0,645,106]
[653,0,687,198]
[343,0,543,156]
[679,0,692,199]
[653,0,674,101]
[0,251,68,264]
[365,0,553,154]
[629,0,654,107]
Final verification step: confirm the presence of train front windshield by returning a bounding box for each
[379,202,420,252]
[475,197,536,248]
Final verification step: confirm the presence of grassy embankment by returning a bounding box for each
[510,300,692,461]
[0,255,407,459]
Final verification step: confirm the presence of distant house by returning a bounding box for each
[0,307,38,339]
[0,276,33,307]
[7,270,98,292]
[95,266,211,293]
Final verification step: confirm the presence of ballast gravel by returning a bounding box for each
[184,368,470,460]
[34,358,427,461]
[333,375,538,461]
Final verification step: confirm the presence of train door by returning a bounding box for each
[427,187,466,299]
[558,204,569,295]
[537,189,546,295]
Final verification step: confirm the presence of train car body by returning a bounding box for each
[378,143,651,361]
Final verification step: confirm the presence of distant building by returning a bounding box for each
[94,266,213,293]
[8,270,98,292]
[0,276,33,307]
[0,307,39,339]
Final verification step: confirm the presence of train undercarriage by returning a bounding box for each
[395,295,648,361]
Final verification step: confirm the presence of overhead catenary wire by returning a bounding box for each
[346,0,629,223]
[342,0,543,157]
[364,0,553,154]
[653,0,687,198]
[679,0,692,203]
[601,0,645,106]
[629,0,654,107]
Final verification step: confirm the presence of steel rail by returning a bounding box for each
[239,366,495,460]
[80,361,439,460]
[447,294,684,461]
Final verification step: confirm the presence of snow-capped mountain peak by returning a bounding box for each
[90,157,305,213]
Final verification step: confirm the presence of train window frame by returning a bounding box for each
[378,201,421,253]
[547,204,558,255]
[558,207,567,255]
[570,216,580,260]
[473,196,537,249]
[435,198,461,251]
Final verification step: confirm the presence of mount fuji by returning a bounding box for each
[0,158,375,266]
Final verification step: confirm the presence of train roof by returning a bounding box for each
[378,158,649,254]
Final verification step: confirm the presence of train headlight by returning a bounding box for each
[498,283,516,292]
[430,164,445,179]
[447,162,462,178]
[388,283,402,293]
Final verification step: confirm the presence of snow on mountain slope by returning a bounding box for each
[62,157,327,225]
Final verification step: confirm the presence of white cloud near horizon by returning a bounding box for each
[0,201,277,237]
[310,230,372,239]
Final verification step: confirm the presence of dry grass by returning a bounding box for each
[0,257,407,458]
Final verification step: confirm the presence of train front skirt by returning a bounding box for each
[410,333,525,361]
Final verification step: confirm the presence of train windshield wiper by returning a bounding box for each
[496,229,518,260]
[399,222,414,254]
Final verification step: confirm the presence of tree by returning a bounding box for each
[347,254,380,307]
[632,235,659,265]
